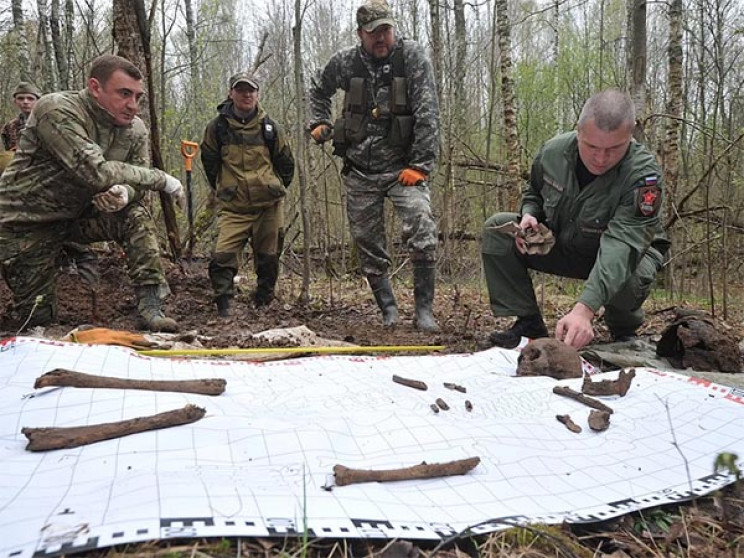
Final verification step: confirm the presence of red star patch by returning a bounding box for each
[637,184,661,217]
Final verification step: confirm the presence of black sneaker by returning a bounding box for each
[611,330,638,343]
[488,314,549,349]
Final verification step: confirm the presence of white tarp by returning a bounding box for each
[1,336,743,558]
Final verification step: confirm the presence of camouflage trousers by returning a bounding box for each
[345,168,438,276]
[209,202,282,296]
[0,202,167,325]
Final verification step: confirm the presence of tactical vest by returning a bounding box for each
[332,46,412,157]
[215,115,278,158]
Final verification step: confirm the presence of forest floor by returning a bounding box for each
[2,249,744,557]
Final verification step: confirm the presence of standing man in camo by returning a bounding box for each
[0,54,185,332]
[308,0,441,332]
[201,72,295,317]
[1,82,41,152]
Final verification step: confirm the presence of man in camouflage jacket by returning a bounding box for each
[201,72,295,317]
[482,89,670,349]
[0,55,185,332]
[308,0,441,332]
[1,81,41,153]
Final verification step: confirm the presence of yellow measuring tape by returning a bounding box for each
[139,345,446,357]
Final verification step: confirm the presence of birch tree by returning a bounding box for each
[11,0,31,80]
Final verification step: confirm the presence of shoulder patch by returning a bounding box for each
[636,176,661,217]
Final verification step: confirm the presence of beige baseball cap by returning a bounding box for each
[229,72,259,90]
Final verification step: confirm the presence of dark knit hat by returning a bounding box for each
[13,82,41,99]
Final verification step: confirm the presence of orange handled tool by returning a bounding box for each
[180,141,199,258]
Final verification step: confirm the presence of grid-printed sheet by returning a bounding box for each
[1,336,743,558]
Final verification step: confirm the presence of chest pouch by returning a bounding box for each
[388,77,413,148]
[333,77,368,157]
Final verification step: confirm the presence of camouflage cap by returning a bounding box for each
[13,82,41,99]
[229,72,259,90]
[357,0,395,32]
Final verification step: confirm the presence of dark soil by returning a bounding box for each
[0,247,501,350]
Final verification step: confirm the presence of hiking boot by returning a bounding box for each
[135,285,179,333]
[368,274,399,326]
[413,263,439,332]
[488,314,548,349]
[215,294,231,318]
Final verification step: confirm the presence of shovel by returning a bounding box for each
[180,140,199,259]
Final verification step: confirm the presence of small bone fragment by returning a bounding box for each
[333,456,480,486]
[588,410,611,432]
[23,404,206,451]
[556,414,582,433]
[443,382,467,393]
[392,375,428,391]
[35,369,226,396]
[435,398,450,411]
[430,404,440,414]
[582,369,636,397]
[553,385,614,414]
[465,400,473,412]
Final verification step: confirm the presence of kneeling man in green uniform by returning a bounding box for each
[482,88,670,349]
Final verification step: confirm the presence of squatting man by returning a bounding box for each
[481,88,670,349]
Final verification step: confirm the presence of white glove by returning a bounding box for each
[163,174,186,209]
[92,184,129,213]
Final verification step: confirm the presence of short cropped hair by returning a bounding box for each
[88,55,143,84]
[578,88,635,132]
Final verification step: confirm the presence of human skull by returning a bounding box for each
[516,338,582,379]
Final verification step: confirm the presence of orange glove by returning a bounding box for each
[310,124,332,144]
[69,328,158,349]
[398,168,427,186]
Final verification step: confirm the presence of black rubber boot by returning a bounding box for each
[413,263,439,332]
[368,274,399,327]
[209,258,236,313]
[488,314,548,349]
[254,253,279,307]
[215,295,231,318]
[135,285,179,333]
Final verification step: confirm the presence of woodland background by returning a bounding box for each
[0,0,742,316]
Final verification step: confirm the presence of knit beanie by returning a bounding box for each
[12,82,41,99]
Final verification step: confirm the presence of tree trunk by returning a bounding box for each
[661,0,683,297]
[293,0,310,304]
[496,0,522,197]
[428,0,442,103]
[64,0,74,86]
[37,0,60,92]
[628,0,647,142]
[183,0,201,140]
[12,0,31,80]
[112,0,181,259]
[50,0,68,89]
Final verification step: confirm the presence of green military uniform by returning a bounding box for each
[201,100,294,307]
[482,132,670,336]
[0,89,174,328]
